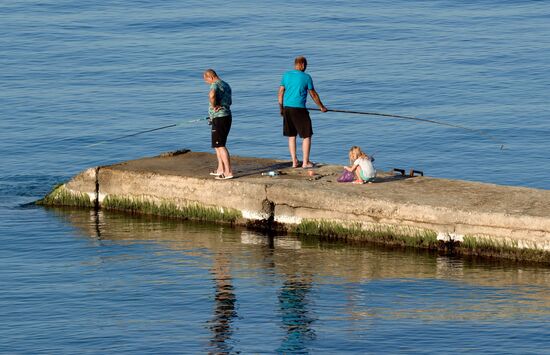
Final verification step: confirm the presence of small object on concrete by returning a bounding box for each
[261,170,279,177]
[158,149,191,157]
[307,170,316,177]
[409,169,424,177]
[393,168,406,176]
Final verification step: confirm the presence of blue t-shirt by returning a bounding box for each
[280,70,314,108]
[208,79,232,118]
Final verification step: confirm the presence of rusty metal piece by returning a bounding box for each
[409,169,424,177]
[393,168,406,176]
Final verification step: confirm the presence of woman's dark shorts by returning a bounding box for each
[211,116,232,148]
[283,107,313,138]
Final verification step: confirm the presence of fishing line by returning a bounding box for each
[86,117,208,147]
[309,107,505,150]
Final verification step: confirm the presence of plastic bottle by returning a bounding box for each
[261,171,279,176]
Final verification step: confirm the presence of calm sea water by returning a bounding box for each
[1,0,550,353]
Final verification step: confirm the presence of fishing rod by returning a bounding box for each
[86,117,209,147]
[309,107,505,150]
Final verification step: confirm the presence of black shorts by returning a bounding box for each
[283,107,313,138]
[211,116,232,148]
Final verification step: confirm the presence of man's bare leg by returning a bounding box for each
[214,148,224,174]
[288,136,299,167]
[216,146,233,176]
[302,137,312,168]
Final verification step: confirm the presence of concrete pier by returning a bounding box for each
[39,150,550,262]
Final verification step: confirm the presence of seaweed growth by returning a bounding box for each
[35,184,94,208]
[292,219,438,249]
[102,195,242,224]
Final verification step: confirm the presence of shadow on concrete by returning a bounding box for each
[235,161,300,178]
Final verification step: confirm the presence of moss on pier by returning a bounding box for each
[291,219,439,249]
[461,236,550,263]
[102,195,241,224]
[291,220,550,263]
[36,184,94,208]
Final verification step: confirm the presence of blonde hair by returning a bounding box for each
[349,146,367,164]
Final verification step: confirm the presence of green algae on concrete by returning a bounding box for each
[461,235,550,263]
[36,184,94,208]
[102,195,242,224]
[291,219,439,249]
[293,220,550,263]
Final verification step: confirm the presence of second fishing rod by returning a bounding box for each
[308,107,505,150]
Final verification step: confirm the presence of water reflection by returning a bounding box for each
[241,231,317,353]
[44,207,550,352]
[208,252,237,354]
[277,275,315,354]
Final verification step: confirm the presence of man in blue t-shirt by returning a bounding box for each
[278,56,327,168]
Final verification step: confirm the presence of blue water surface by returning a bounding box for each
[1,0,550,353]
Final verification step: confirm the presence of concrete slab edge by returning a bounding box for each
[37,167,550,264]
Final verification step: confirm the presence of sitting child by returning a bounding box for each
[344,146,376,184]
